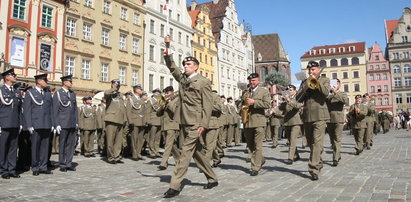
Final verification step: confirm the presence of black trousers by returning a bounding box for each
[31,129,50,172]
[0,128,19,175]
[59,128,76,168]
[17,131,31,171]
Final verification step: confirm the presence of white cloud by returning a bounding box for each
[344,39,358,43]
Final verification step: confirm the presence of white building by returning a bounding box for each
[143,0,193,93]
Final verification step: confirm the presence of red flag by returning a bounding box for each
[163,4,167,11]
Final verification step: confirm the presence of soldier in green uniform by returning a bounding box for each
[295,61,331,181]
[380,110,391,134]
[204,90,222,166]
[326,79,348,166]
[146,89,162,158]
[78,96,97,157]
[243,73,271,176]
[226,97,236,147]
[269,100,283,148]
[126,85,146,161]
[214,95,227,160]
[96,99,106,156]
[163,36,218,198]
[362,93,375,149]
[348,95,368,155]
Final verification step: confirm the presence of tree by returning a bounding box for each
[264,72,289,87]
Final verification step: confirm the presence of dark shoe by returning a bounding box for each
[148,155,156,159]
[285,159,293,165]
[250,170,258,176]
[332,160,338,167]
[32,171,39,176]
[271,145,277,148]
[1,173,10,179]
[370,143,373,146]
[39,170,53,174]
[108,160,117,164]
[355,149,363,155]
[366,146,371,150]
[116,160,124,164]
[67,167,76,171]
[294,156,301,162]
[157,165,167,170]
[244,149,248,154]
[203,182,218,189]
[60,167,67,172]
[163,188,180,198]
[310,173,319,181]
[9,173,20,178]
[212,160,221,168]
[235,144,242,146]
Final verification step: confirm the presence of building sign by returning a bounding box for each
[40,44,51,71]
[10,37,25,67]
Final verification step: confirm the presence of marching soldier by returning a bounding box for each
[163,35,218,198]
[220,96,229,148]
[348,95,368,155]
[104,80,127,164]
[326,79,348,166]
[0,69,22,179]
[215,95,227,158]
[24,73,53,176]
[157,86,181,170]
[269,100,283,148]
[362,93,375,149]
[126,84,146,161]
[279,85,303,165]
[53,75,78,172]
[78,96,97,157]
[380,110,391,134]
[146,89,162,158]
[204,90,222,166]
[96,99,106,156]
[243,73,271,176]
[295,61,331,181]
[226,97,236,147]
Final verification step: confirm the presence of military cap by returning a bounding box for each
[125,91,132,96]
[34,73,48,81]
[355,94,362,99]
[111,79,120,85]
[60,75,73,82]
[133,84,142,89]
[247,73,259,80]
[227,97,233,101]
[220,95,226,99]
[83,96,92,100]
[212,90,218,93]
[182,56,199,66]
[163,86,174,93]
[363,93,369,97]
[1,68,16,77]
[307,61,319,68]
[142,91,147,96]
[152,88,161,94]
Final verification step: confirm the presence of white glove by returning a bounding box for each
[19,125,22,134]
[0,127,1,134]
[28,127,34,134]
[56,125,62,134]
[51,126,54,132]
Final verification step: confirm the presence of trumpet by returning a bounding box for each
[156,93,178,106]
[295,65,326,102]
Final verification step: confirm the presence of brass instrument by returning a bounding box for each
[241,88,250,124]
[156,93,178,107]
[295,65,326,102]
[354,104,361,118]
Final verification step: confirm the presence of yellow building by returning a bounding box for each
[64,0,146,97]
[188,2,218,90]
[300,42,368,107]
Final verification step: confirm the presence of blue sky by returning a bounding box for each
[192,0,410,85]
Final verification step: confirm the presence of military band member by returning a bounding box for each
[379,110,391,134]
[163,35,218,198]
[226,97,236,147]
[104,80,127,164]
[126,84,146,161]
[0,69,22,179]
[219,96,229,148]
[78,96,97,157]
[146,89,162,158]
[243,73,271,176]
[362,93,375,149]
[24,74,53,176]
[269,100,283,148]
[326,79,348,166]
[157,86,181,170]
[348,95,368,155]
[122,91,133,157]
[279,85,303,165]
[295,61,331,181]
[96,99,106,156]
[204,90,222,166]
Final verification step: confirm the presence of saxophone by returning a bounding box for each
[241,88,250,124]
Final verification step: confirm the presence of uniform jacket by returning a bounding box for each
[23,87,53,129]
[145,97,161,126]
[208,93,222,129]
[0,85,22,128]
[269,106,282,126]
[165,54,213,129]
[326,90,348,123]
[348,103,368,129]
[364,101,376,123]
[52,88,78,129]
[279,96,303,126]
[220,103,229,126]
[244,86,271,128]
[297,76,331,122]
[157,96,180,131]
[103,88,127,125]
[126,94,146,127]
[78,105,97,130]
[96,104,106,129]
[227,104,237,125]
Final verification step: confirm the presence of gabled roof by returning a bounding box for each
[253,34,287,62]
[201,0,229,43]
[385,20,399,42]
[188,9,201,28]
[301,42,366,59]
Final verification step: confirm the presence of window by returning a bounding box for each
[199,53,202,62]
[375,65,380,70]
[394,77,402,87]
[13,0,27,20]
[375,55,380,61]
[310,50,316,55]
[150,20,155,33]
[227,69,230,79]
[377,98,382,106]
[205,55,208,64]
[338,47,345,52]
[186,35,189,47]
[221,67,224,78]
[103,0,110,14]
[405,52,410,59]
[169,78,173,86]
[354,84,360,91]
[85,0,93,7]
[332,72,337,79]
[119,67,126,84]
[160,76,164,90]
[160,24,165,37]
[351,57,359,65]
[341,58,348,66]
[405,77,411,86]
[83,23,92,40]
[407,94,411,103]
[382,64,387,69]
[320,49,325,54]
[178,32,182,44]
[160,48,165,64]
[377,85,381,92]
[82,59,91,79]
[402,36,408,43]
[393,65,401,73]
[132,38,139,54]
[319,60,326,67]
[211,57,213,66]
[41,5,53,28]
[149,45,154,61]
[65,56,75,76]
[120,8,127,20]
[66,18,76,36]
[343,72,348,79]
[178,54,182,66]
[160,4,164,14]
[369,73,374,80]
[349,46,355,52]
[393,52,400,60]
[10,37,25,67]
[370,86,375,93]
[396,94,402,104]
[169,9,172,19]
[101,28,110,45]
[369,65,374,70]
[101,63,109,82]
[404,64,411,73]
[353,71,359,78]
[169,28,173,40]
[149,74,154,91]
[329,48,335,54]
[119,34,127,51]
[133,13,140,25]
[384,85,388,92]
[177,14,181,22]
[376,74,380,80]
[132,70,138,86]
[330,59,338,67]
[384,97,389,105]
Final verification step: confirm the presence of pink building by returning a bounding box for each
[367,43,393,112]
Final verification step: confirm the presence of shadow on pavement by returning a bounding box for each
[263,166,311,179]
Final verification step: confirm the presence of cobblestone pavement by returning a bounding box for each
[1,129,410,202]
